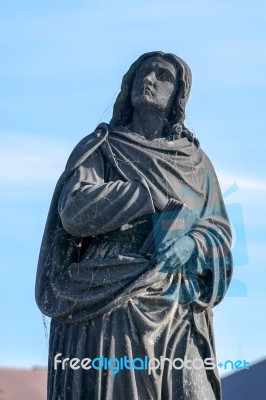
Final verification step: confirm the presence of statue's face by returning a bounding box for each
[131,56,177,112]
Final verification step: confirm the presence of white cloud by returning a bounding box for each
[219,173,266,193]
[0,132,73,186]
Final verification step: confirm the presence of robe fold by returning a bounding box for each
[36,125,232,400]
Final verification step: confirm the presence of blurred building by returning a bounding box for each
[0,367,47,400]
[221,357,266,399]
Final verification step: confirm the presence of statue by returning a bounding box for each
[36,51,233,399]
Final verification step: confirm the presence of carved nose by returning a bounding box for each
[144,71,156,84]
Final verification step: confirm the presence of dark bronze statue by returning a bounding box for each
[36,51,232,399]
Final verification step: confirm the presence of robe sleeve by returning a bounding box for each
[58,149,155,237]
[182,162,233,309]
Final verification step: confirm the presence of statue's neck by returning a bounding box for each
[130,108,169,140]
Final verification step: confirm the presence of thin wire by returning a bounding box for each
[96,89,119,126]
[185,111,196,136]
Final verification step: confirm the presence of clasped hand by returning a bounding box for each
[153,235,195,273]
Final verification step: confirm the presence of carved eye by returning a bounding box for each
[136,66,174,84]
[156,69,174,83]
[137,67,153,79]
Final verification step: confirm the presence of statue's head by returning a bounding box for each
[110,51,192,137]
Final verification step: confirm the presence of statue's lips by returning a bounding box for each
[142,85,155,96]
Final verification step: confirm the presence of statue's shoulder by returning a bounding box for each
[190,139,214,171]
[200,148,216,172]
[65,123,109,172]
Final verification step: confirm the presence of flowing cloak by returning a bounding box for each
[35,124,232,400]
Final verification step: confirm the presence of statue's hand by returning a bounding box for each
[154,235,195,273]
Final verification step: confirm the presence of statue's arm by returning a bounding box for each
[58,149,155,237]
[153,155,232,308]
[182,160,233,307]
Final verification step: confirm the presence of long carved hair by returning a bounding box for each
[110,51,194,140]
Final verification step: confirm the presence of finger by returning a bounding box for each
[156,250,171,264]
[159,236,176,247]
[156,261,165,271]
[158,244,177,261]
[156,238,176,255]
[157,254,180,272]
[163,249,175,260]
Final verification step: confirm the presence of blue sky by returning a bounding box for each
[1,0,266,376]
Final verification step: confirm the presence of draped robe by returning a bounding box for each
[36,126,232,400]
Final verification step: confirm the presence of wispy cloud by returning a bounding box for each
[0,132,72,186]
[219,173,266,192]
